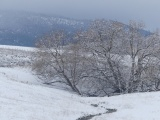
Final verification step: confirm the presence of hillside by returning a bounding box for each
[0,10,90,47]
[0,61,160,120]
[0,10,151,47]
[0,67,106,120]
[0,45,159,120]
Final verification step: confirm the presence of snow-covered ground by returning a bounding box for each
[0,67,106,120]
[0,45,160,120]
[92,92,160,120]
[0,45,36,51]
[1,67,160,120]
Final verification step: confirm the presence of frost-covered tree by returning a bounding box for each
[121,21,160,92]
[77,20,160,95]
[33,20,160,96]
[33,31,91,95]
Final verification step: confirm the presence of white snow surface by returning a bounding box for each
[1,67,160,120]
[92,92,160,120]
[0,45,160,120]
[0,45,36,51]
[0,67,105,120]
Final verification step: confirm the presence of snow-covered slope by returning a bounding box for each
[0,45,36,51]
[0,67,106,120]
[0,45,160,120]
[1,67,160,120]
[92,92,160,120]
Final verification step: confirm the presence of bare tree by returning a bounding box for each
[77,20,160,95]
[33,31,93,95]
[33,20,160,96]
[75,20,127,95]
[33,31,82,95]
[121,21,160,92]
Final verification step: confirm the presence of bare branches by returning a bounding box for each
[33,20,160,96]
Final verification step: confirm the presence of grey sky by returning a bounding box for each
[0,0,160,31]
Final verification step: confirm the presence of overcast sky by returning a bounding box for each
[0,0,160,31]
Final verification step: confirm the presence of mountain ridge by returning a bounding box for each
[0,10,90,46]
[0,10,151,47]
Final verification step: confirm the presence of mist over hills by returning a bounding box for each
[0,10,151,47]
[0,10,90,46]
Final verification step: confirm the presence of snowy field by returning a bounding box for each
[0,45,160,120]
[0,67,105,120]
[0,45,36,51]
[0,67,160,120]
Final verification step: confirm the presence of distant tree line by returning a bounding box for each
[32,20,160,96]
